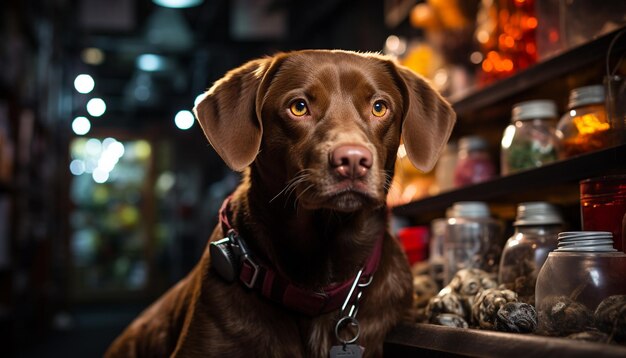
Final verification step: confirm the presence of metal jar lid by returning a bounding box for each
[568,85,605,109]
[514,202,563,226]
[555,231,616,252]
[458,136,488,152]
[511,100,558,122]
[448,201,490,218]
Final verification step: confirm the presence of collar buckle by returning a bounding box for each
[241,255,260,288]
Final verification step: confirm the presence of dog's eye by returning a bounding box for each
[289,100,309,117]
[372,101,388,117]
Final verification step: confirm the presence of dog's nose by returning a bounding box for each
[330,145,373,179]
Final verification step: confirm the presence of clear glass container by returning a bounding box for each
[498,202,563,305]
[435,142,458,193]
[556,85,612,159]
[429,218,447,288]
[535,231,626,338]
[443,202,502,285]
[501,100,559,175]
[453,136,496,188]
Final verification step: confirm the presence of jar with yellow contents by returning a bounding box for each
[556,85,612,159]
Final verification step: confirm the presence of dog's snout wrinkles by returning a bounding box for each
[330,145,373,179]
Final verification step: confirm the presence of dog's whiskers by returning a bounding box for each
[268,169,313,205]
[294,183,315,209]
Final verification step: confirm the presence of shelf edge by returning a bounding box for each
[385,322,626,358]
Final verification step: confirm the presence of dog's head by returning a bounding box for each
[194,50,455,212]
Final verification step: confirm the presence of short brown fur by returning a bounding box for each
[106,50,455,357]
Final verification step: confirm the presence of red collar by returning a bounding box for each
[216,197,384,316]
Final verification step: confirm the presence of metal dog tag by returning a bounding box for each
[329,344,363,358]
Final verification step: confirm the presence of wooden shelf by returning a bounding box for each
[392,144,626,220]
[449,27,626,117]
[385,323,626,358]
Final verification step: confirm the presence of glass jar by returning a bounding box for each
[435,142,458,193]
[556,85,611,159]
[498,202,563,305]
[580,175,626,253]
[429,218,447,288]
[453,136,496,188]
[535,231,626,338]
[501,100,559,175]
[443,202,502,285]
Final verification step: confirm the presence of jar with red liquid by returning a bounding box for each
[453,136,496,187]
[580,175,626,253]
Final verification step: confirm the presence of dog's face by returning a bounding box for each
[194,50,455,212]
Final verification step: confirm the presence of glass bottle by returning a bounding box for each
[498,202,563,305]
[556,85,611,159]
[444,202,502,285]
[453,136,496,188]
[501,100,559,175]
[535,231,626,337]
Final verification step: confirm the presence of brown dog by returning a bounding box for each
[105,50,455,357]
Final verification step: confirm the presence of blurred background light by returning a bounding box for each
[174,110,194,130]
[74,74,95,94]
[152,0,204,9]
[194,93,205,106]
[69,159,86,176]
[72,116,91,135]
[86,98,106,117]
[85,138,102,156]
[92,168,109,183]
[136,54,165,72]
[81,47,105,65]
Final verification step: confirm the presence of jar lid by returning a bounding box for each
[514,201,563,226]
[458,136,488,152]
[568,85,605,109]
[555,231,617,252]
[448,201,490,218]
[511,100,557,122]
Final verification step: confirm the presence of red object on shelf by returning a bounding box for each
[580,175,626,253]
[398,226,430,265]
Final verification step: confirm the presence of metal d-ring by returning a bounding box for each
[358,275,373,288]
[334,316,360,345]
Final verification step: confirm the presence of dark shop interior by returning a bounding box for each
[1,0,625,357]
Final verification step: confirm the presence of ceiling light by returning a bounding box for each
[87,98,106,117]
[145,8,194,52]
[152,0,203,9]
[74,74,95,94]
[72,116,91,135]
[174,110,194,130]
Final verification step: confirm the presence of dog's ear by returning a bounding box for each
[193,57,282,171]
[394,65,456,172]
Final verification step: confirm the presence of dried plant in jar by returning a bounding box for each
[537,295,593,336]
[594,295,626,343]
